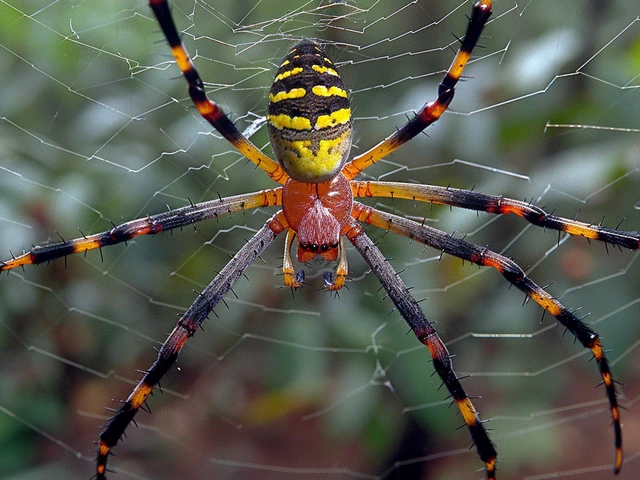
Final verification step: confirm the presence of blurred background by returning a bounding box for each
[1,1,639,479]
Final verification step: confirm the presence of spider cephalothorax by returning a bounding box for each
[282,174,352,263]
[2,1,634,479]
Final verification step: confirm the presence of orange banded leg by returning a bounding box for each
[352,181,640,251]
[96,214,285,479]
[352,202,623,473]
[342,0,492,180]
[149,0,287,184]
[343,218,497,478]
[1,189,282,273]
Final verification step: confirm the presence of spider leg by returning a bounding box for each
[342,218,497,479]
[352,202,623,473]
[149,0,287,184]
[283,228,303,288]
[96,213,287,480]
[342,0,493,180]
[0,189,282,272]
[324,237,349,291]
[352,181,640,250]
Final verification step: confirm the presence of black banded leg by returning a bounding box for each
[1,189,282,273]
[343,219,498,479]
[96,217,285,479]
[342,0,493,180]
[351,181,640,251]
[351,203,623,473]
[148,0,287,184]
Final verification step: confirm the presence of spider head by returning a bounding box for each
[296,200,341,262]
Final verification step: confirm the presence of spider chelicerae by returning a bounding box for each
[2,0,637,478]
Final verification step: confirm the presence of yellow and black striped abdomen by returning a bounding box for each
[267,40,352,182]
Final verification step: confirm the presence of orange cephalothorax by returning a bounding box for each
[282,173,352,262]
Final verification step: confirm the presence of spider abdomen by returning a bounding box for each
[267,40,352,183]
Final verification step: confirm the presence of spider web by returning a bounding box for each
[1,0,639,479]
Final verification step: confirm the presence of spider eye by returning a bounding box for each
[320,243,329,252]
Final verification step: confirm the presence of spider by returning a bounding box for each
[1,0,637,478]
